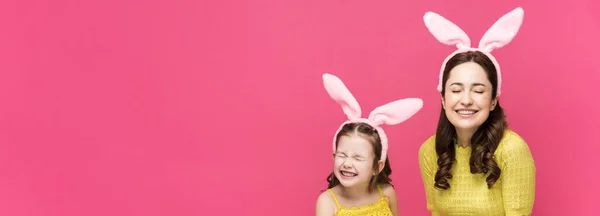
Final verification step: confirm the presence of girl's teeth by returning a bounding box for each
[342,171,357,177]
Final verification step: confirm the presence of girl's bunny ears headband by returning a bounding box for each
[423,7,524,96]
[322,73,423,162]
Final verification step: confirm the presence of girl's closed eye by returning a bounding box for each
[335,152,347,158]
[353,156,366,161]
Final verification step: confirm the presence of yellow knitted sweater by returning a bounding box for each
[418,130,535,216]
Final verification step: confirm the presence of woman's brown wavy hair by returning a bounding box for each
[325,122,393,192]
[434,51,507,190]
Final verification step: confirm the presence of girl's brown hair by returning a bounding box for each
[325,122,392,192]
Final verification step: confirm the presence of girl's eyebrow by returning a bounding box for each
[335,151,368,158]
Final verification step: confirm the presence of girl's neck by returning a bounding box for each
[338,183,373,199]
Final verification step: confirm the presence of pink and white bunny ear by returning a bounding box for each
[479,7,524,53]
[322,73,362,120]
[424,11,471,49]
[368,98,424,126]
[367,98,423,163]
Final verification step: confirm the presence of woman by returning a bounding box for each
[418,7,535,216]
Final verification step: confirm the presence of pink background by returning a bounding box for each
[1,0,599,215]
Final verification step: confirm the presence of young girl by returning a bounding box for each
[315,73,423,216]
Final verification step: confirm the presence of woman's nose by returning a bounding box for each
[460,93,473,106]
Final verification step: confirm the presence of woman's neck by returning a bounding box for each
[455,128,476,147]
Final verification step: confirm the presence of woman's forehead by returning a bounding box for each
[448,62,490,83]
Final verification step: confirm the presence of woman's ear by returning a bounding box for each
[441,97,446,110]
[491,97,499,111]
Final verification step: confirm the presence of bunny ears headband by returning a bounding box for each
[424,7,525,95]
[322,73,423,162]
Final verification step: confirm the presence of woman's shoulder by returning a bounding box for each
[498,129,530,151]
[418,135,436,155]
[496,129,533,158]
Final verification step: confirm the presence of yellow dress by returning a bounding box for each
[418,130,535,216]
[328,185,393,216]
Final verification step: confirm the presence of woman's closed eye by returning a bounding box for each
[450,88,462,93]
[473,88,485,94]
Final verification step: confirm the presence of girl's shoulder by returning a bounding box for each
[317,186,337,203]
[379,183,397,199]
[316,188,337,215]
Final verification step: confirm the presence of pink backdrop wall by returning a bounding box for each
[1,0,599,215]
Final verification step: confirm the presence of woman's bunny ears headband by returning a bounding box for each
[424,7,524,95]
[322,73,423,162]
